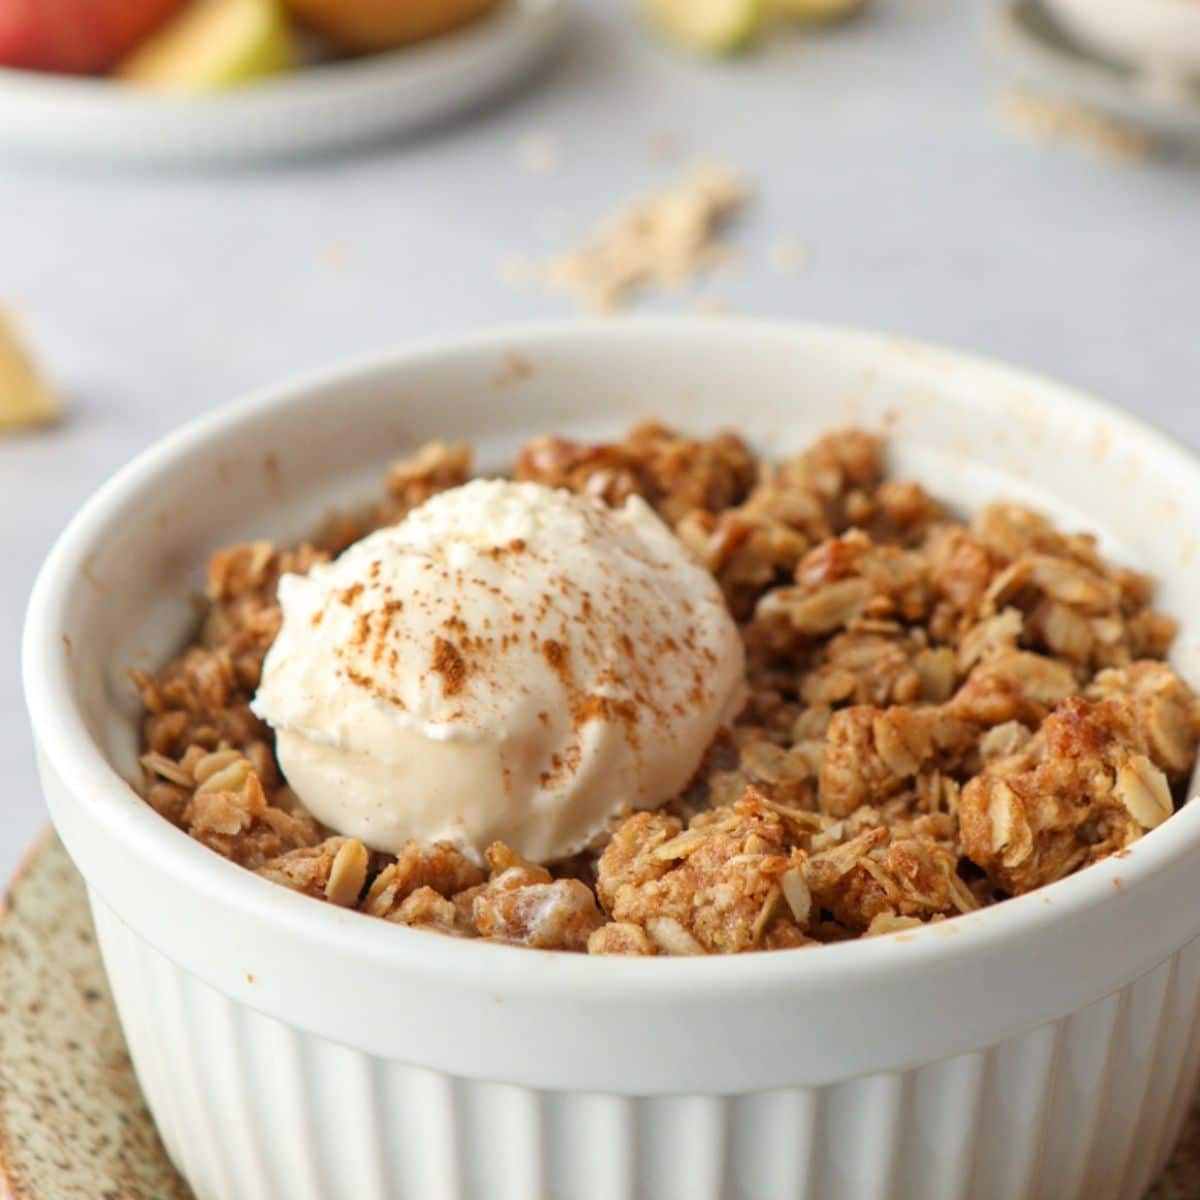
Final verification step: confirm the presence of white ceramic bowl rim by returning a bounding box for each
[23,318,1200,1002]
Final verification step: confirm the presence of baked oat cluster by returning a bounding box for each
[135,425,1200,955]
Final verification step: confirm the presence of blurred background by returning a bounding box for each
[1,0,1198,878]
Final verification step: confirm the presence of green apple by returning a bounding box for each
[641,0,768,54]
[117,0,294,89]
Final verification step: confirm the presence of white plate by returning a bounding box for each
[1042,0,1200,85]
[0,0,568,166]
[988,0,1200,143]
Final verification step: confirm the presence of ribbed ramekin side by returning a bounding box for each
[1136,938,1200,1191]
[85,900,1200,1200]
[890,1050,988,1199]
[90,893,219,1198]
[725,1087,821,1198]
[1079,954,1181,1200]
[540,1089,636,1199]
[965,1021,1061,1200]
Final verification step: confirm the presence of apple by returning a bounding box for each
[0,0,184,74]
[0,310,58,433]
[642,0,767,53]
[282,0,500,52]
[118,0,294,89]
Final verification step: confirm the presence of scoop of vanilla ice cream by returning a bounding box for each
[251,478,746,862]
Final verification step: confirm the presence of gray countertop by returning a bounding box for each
[2,0,1197,880]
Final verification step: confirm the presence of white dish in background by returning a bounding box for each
[23,319,1200,1200]
[989,0,1200,144]
[1042,0,1200,88]
[0,0,568,166]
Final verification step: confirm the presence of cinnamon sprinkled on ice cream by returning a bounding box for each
[251,479,746,862]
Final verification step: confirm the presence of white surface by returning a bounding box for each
[0,0,568,165]
[4,0,1200,883]
[25,321,1200,1199]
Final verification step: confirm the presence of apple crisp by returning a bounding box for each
[135,425,1200,954]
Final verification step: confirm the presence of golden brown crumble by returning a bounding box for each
[471,845,604,951]
[515,421,756,527]
[135,426,1200,953]
[256,836,370,908]
[362,840,486,920]
[958,696,1175,894]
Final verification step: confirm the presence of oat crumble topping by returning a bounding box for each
[135,425,1200,954]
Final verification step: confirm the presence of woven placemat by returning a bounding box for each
[2,832,1199,1199]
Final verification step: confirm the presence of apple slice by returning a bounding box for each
[0,311,58,434]
[117,0,294,89]
[642,0,767,53]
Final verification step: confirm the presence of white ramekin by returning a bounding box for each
[23,320,1200,1200]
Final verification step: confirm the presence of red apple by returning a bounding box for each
[0,0,185,74]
